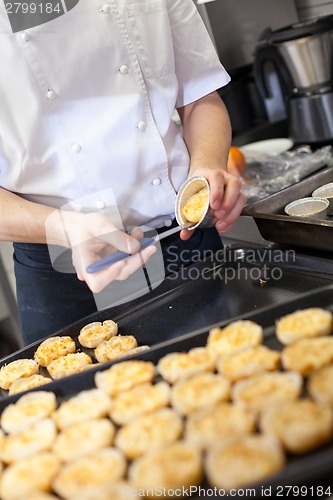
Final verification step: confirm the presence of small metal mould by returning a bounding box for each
[312,183,333,216]
[175,176,215,230]
[284,197,329,219]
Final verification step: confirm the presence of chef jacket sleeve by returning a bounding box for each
[166,0,231,108]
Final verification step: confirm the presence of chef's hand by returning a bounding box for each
[57,211,156,293]
[180,167,247,240]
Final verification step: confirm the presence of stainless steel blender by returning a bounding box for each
[254,16,333,144]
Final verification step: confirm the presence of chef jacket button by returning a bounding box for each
[96,199,106,209]
[46,89,56,100]
[152,178,162,186]
[101,4,111,13]
[164,219,173,227]
[137,121,147,131]
[71,143,82,153]
[119,65,129,74]
[20,32,30,43]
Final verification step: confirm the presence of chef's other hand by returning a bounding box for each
[180,167,247,240]
[56,211,156,293]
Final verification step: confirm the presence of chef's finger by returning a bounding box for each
[84,243,157,293]
[207,170,225,211]
[216,192,247,233]
[180,228,194,241]
[214,175,243,216]
[130,226,144,241]
[98,229,141,254]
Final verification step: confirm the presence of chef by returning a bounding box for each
[0,0,246,344]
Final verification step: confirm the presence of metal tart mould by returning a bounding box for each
[312,183,333,216]
[175,176,215,230]
[284,197,329,219]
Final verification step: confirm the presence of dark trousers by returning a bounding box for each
[13,225,223,345]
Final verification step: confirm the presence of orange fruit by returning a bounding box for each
[227,146,247,177]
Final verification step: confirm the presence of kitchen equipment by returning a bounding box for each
[284,197,329,218]
[312,182,333,215]
[3,245,333,396]
[1,284,333,497]
[175,176,215,230]
[254,16,333,144]
[243,166,333,251]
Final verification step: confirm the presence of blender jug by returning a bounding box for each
[254,17,333,144]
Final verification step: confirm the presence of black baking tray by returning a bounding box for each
[243,166,333,252]
[1,285,333,498]
[1,247,333,397]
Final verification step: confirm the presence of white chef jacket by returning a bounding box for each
[0,0,230,229]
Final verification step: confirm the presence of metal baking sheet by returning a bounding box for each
[1,248,333,397]
[1,285,333,498]
[2,249,333,374]
[243,166,333,252]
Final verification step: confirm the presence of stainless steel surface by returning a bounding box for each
[279,32,333,90]
[284,196,329,218]
[254,17,333,143]
[289,90,333,143]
